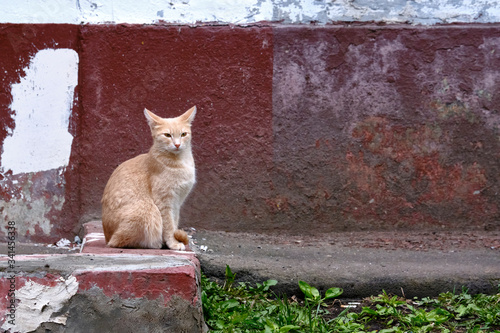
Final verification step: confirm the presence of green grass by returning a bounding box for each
[201,266,500,332]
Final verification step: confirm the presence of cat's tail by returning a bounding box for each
[174,229,189,246]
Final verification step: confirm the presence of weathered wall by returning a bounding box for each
[1,2,500,242]
[272,25,500,232]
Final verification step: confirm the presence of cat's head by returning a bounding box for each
[144,106,196,154]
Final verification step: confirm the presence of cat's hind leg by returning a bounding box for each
[107,203,163,249]
[139,210,163,249]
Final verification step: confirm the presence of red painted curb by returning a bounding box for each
[0,222,204,331]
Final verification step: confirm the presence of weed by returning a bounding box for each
[201,268,500,332]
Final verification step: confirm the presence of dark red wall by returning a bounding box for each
[77,25,274,233]
[1,23,499,242]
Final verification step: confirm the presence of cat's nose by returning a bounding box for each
[174,143,180,148]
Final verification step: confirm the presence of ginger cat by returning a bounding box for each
[101,106,196,250]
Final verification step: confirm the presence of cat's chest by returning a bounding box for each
[151,164,195,197]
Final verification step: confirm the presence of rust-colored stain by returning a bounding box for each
[266,196,290,213]
[347,116,496,227]
[272,26,500,233]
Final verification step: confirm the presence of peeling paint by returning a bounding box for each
[1,0,500,24]
[1,276,78,332]
[0,169,67,239]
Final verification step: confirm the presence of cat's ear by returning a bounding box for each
[179,106,196,124]
[144,108,163,128]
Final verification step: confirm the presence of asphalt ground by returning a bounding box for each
[190,229,500,298]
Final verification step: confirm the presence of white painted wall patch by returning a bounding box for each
[1,48,78,175]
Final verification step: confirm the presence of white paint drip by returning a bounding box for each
[1,49,78,175]
[84,232,106,243]
[1,275,79,332]
[80,232,106,253]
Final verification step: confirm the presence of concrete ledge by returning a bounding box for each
[0,221,205,333]
[193,230,500,299]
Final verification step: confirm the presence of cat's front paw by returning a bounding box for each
[167,240,186,251]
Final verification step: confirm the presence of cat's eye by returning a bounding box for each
[181,132,187,137]
[164,133,172,138]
